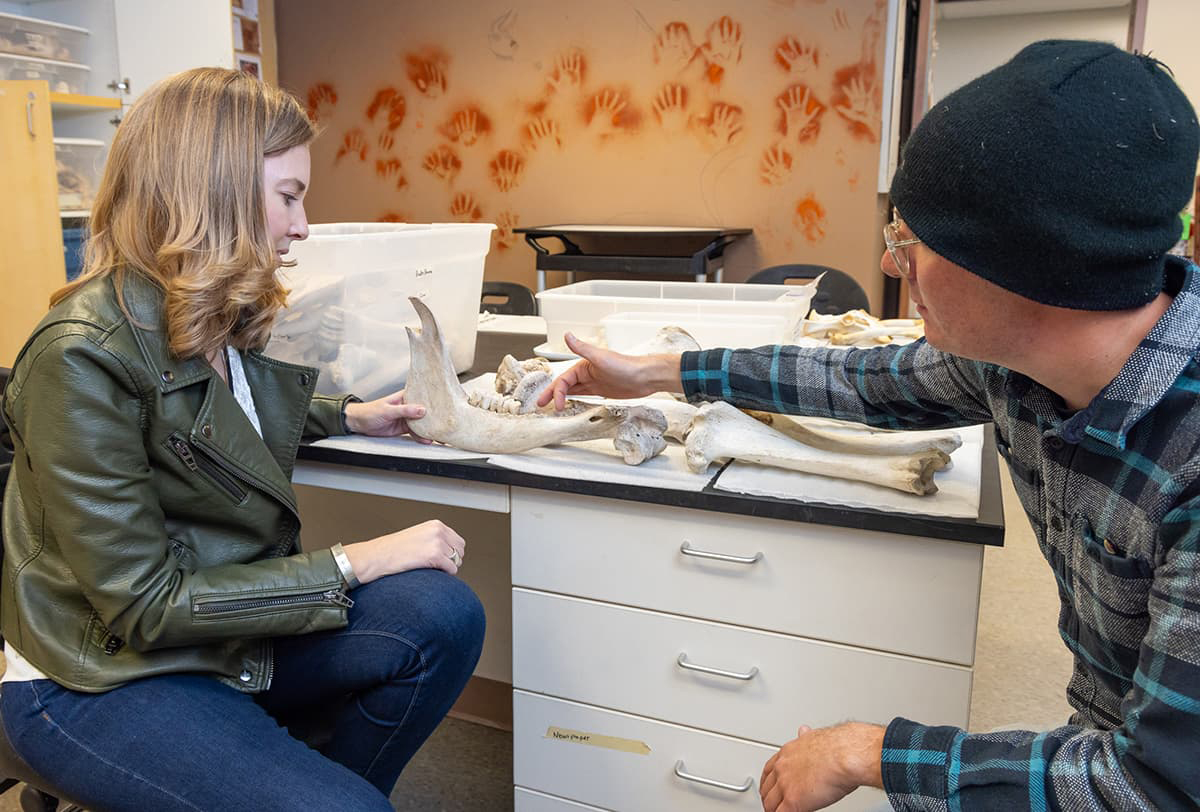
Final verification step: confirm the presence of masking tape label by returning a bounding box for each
[545,726,651,755]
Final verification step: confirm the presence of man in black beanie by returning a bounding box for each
[540,39,1200,810]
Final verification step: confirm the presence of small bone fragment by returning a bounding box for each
[404,298,667,462]
[496,355,552,395]
[686,402,950,495]
[743,410,961,459]
[601,395,699,442]
[626,326,702,355]
[798,309,925,347]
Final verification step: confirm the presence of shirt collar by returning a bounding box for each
[1080,256,1200,450]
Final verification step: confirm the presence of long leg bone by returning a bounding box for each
[404,298,667,463]
[686,402,950,495]
[743,409,961,460]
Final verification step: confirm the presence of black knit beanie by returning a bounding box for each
[890,40,1199,310]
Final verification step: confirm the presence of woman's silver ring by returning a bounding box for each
[447,549,461,566]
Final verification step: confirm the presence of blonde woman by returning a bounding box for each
[0,68,483,811]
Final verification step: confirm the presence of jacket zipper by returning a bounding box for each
[101,631,124,655]
[194,588,354,616]
[168,435,248,501]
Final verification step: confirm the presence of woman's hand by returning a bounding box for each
[344,390,431,442]
[342,520,467,583]
[536,332,684,411]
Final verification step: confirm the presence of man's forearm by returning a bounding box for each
[838,722,885,790]
[640,352,684,395]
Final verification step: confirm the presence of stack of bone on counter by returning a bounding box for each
[404,298,960,496]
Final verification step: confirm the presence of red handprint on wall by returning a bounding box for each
[449,192,483,221]
[489,150,525,192]
[422,144,462,183]
[305,82,337,123]
[366,87,406,132]
[776,84,825,143]
[441,106,492,146]
[406,50,449,97]
[794,195,827,244]
[701,16,743,84]
[334,128,368,163]
[374,157,407,190]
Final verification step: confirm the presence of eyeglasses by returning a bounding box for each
[883,219,922,279]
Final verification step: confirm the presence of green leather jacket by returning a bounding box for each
[1,271,357,693]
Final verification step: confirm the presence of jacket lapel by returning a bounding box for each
[120,273,311,515]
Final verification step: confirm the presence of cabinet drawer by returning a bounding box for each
[515,787,608,811]
[514,589,970,746]
[511,488,983,664]
[514,690,888,812]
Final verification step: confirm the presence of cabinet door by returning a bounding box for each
[113,0,233,103]
[0,81,64,366]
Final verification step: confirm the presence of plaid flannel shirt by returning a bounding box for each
[680,256,1200,810]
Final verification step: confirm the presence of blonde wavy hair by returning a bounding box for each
[51,67,315,358]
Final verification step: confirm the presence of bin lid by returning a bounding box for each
[53,137,105,146]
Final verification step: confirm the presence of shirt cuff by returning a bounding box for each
[679,349,722,403]
[338,394,363,434]
[882,717,958,809]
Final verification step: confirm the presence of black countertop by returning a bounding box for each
[298,332,1005,547]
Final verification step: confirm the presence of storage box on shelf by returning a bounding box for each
[53,137,104,213]
[265,222,495,400]
[0,53,89,94]
[0,12,88,62]
[62,225,86,281]
[537,279,813,353]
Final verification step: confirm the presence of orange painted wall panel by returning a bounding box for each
[277,0,887,305]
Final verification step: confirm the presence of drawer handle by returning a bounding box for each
[673,760,754,793]
[676,653,759,681]
[679,541,762,565]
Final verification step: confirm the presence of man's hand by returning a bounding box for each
[536,333,683,411]
[343,390,431,442]
[760,723,885,811]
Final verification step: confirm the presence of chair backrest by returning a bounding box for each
[746,264,870,315]
[480,281,537,316]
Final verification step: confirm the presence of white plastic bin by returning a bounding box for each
[0,52,89,93]
[537,279,814,352]
[54,137,105,213]
[600,311,789,353]
[267,222,495,400]
[0,12,88,62]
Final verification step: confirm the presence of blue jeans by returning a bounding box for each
[0,569,485,811]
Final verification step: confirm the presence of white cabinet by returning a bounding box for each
[510,488,981,811]
[11,0,233,138]
[111,0,233,104]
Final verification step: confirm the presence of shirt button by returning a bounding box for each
[298,373,310,387]
[1050,516,1063,532]
[161,370,174,383]
[201,424,213,438]
[239,669,252,682]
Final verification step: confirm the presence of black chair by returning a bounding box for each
[479,281,537,316]
[747,264,870,314]
[0,368,81,811]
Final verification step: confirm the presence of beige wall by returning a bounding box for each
[930,6,1130,105]
[1145,0,1200,207]
[277,0,891,308]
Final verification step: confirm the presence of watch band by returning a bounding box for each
[329,543,360,590]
